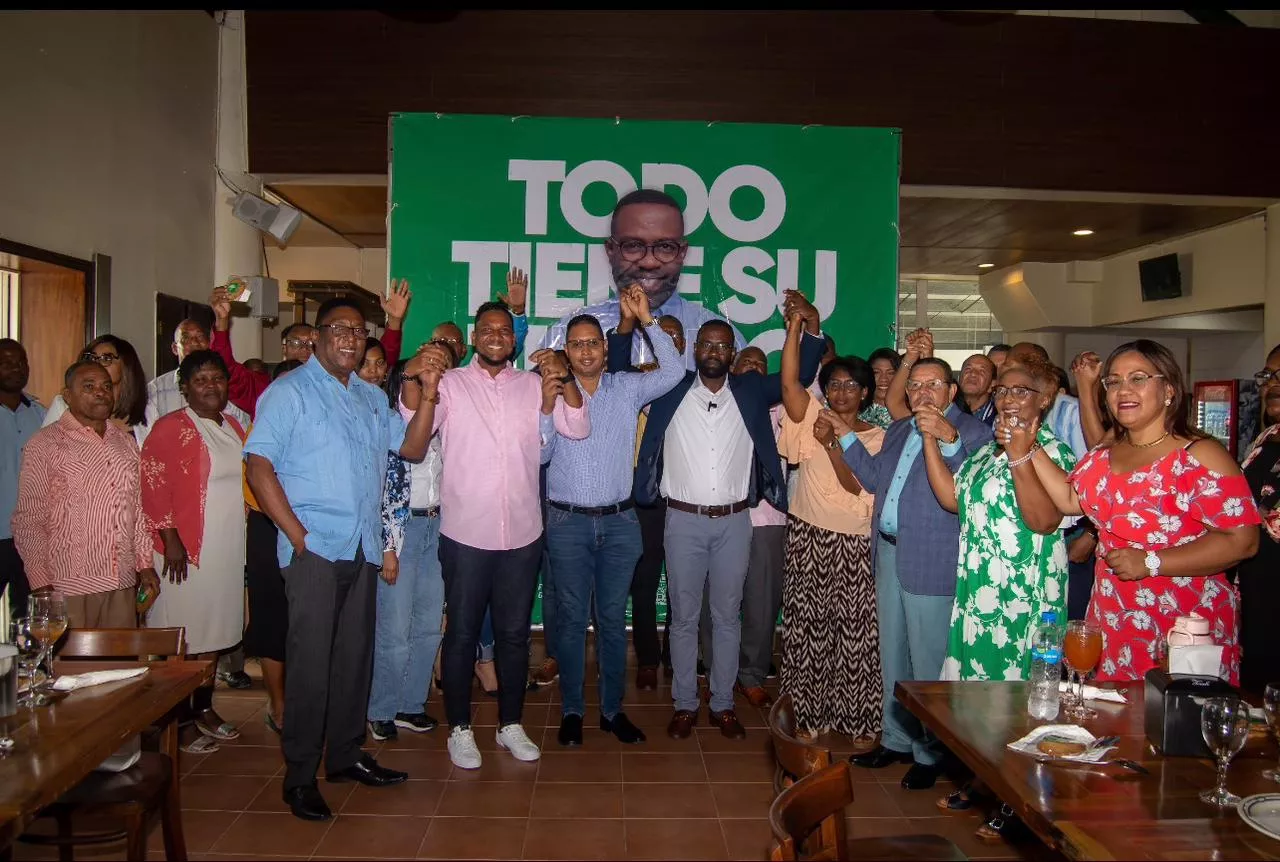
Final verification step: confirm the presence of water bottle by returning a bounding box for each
[1027,611,1063,720]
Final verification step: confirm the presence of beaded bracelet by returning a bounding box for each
[1007,442,1041,469]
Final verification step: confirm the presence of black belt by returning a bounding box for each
[410,506,440,518]
[548,499,634,517]
[666,498,750,519]
[878,531,898,546]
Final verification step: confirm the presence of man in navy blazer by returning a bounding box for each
[836,356,993,789]
[626,292,825,741]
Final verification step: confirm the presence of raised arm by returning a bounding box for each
[1070,352,1109,450]
[887,329,930,421]
[378,279,411,366]
[1001,418,1069,534]
[210,287,269,417]
[780,313,809,423]
[761,289,823,406]
[918,432,959,513]
[1028,444,1082,515]
[630,290,685,404]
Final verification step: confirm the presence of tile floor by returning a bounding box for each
[10,640,1064,861]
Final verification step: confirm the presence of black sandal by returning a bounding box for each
[975,803,1019,843]
[936,786,975,813]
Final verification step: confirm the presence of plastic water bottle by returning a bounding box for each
[1027,611,1063,720]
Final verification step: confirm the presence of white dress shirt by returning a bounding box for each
[408,435,443,510]
[660,377,753,506]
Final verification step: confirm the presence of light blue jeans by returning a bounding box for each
[368,514,444,721]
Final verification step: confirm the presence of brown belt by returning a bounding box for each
[665,498,750,519]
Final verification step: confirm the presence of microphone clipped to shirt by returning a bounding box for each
[707,401,718,412]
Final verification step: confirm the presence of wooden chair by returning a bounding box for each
[768,692,833,794]
[769,760,968,861]
[19,627,187,862]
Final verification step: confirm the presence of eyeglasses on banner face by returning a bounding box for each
[608,238,686,263]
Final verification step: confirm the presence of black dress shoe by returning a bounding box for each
[901,761,942,790]
[325,753,408,786]
[849,745,914,769]
[283,783,332,821]
[600,712,646,744]
[558,713,584,747]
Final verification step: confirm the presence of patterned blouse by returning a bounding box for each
[859,402,893,430]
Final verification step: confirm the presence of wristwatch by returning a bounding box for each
[1143,550,1161,578]
[399,371,421,383]
[641,317,660,328]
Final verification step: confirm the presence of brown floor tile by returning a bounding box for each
[314,814,431,858]
[617,704,680,727]
[374,749,456,779]
[207,699,265,723]
[472,701,552,727]
[246,777,355,814]
[871,760,914,782]
[341,780,446,816]
[188,745,283,776]
[180,774,272,811]
[702,751,775,783]
[892,779,965,818]
[625,818,728,860]
[145,810,240,854]
[709,782,774,819]
[721,817,776,861]
[436,780,535,817]
[210,811,332,856]
[523,817,626,860]
[622,782,717,818]
[911,815,1022,860]
[846,816,921,839]
[417,816,528,860]
[380,728,449,751]
[695,727,774,753]
[219,716,281,746]
[842,781,906,819]
[448,753,541,783]
[538,751,623,782]
[621,751,708,782]
[531,782,624,819]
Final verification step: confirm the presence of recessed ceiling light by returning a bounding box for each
[978,263,994,268]
[1073,228,1094,236]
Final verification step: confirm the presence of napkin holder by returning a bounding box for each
[1144,669,1237,757]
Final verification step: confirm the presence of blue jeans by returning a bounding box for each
[368,514,444,721]
[546,507,642,719]
[477,609,495,662]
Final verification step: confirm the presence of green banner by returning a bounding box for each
[388,113,901,624]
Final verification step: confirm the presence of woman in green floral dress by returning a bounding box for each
[919,358,1075,841]
[922,359,1074,680]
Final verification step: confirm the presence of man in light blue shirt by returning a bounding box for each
[0,339,45,614]
[245,297,438,822]
[540,189,745,369]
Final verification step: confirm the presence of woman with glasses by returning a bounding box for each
[1021,339,1260,684]
[1236,345,1280,694]
[42,335,149,443]
[777,314,884,740]
[140,350,247,752]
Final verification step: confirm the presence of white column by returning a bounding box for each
[1265,204,1280,355]
[915,279,928,330]
[211,10,265,362]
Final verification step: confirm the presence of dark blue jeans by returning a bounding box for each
[546,507,642,719]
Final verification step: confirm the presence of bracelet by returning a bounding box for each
[1007,443,1041,469]
[400,373,421,384]
[423,391,440,405]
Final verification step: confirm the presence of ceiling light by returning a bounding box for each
[1073,228,1094,236]
[978,263,994,268]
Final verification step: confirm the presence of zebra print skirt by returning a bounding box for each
[780,517,881,738]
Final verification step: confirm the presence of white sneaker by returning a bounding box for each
[447,727,482,770]
[495,723,541,762]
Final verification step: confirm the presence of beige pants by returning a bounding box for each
[66,587,137,629]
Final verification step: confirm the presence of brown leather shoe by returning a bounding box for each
[529,657,559,686]
[666,709,698,739]
[636,666,658,691]
[735,682,774,708]
[709,709,747,739]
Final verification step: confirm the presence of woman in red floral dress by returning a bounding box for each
[1012,340,1260,684]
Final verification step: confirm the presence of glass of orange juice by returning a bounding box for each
[1062,620,1104,722]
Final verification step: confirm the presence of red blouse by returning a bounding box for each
[140,409,246,568]
[1070,443,1261,685]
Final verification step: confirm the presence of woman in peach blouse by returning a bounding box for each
[777,315,885,740]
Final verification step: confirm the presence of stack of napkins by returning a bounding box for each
[1057,682,1128,703]
[1170,645,1224,677]
[1007,724,1118,762]
[52,667,148,691]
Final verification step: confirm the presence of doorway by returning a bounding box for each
[0,239,94,408]
[155,294,214,378]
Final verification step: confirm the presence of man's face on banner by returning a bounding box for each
[606,202,687,311]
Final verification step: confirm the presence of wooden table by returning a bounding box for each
[0,659,214,858]
[897,680,1280,861]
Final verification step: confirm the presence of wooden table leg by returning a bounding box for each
[159,708,187,862]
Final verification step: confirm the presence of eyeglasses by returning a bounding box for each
[283,338,313,350]
[993,385,1041,400]
[83,351,119,365]
[609,237,686,263]
[319,323,368,340]
[906,379,949,392]
[695,341,734,354]
[1254,369,1280,386]
[566,338,603,350]
[432,335,463,346]
[825,380,863,393]
[1101,372,1165,392]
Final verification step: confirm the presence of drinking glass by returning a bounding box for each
[1262,682,1280,782]
[9,618,42,708]
[1062,620,1104,722]
[1199,695,1251,807]
[0,643,16,753]
[27,592,68,691]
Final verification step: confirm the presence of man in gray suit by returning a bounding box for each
[830,357,993,790]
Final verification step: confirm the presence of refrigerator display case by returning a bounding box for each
[1193,380,1239,459]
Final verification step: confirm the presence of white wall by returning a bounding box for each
[0,12,218,374]
[1189,332,1266,384]
[261,245,388,362]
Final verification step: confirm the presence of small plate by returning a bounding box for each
[1238,793,1280,842]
